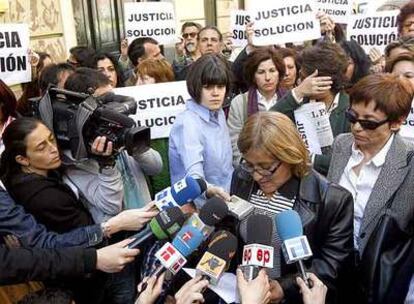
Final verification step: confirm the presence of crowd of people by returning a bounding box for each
[2,1,414,304]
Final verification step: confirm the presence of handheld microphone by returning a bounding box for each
[137,224,204,297]
[127,206,186,249]
[196,230,238,285]
[186,197,229,239]
[154,176,207,211]
[275,210,313,286]
[241,214,274,281]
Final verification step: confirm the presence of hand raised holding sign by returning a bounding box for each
[317,11,335,43]
[245,22,256,54]
[293,70,333,101]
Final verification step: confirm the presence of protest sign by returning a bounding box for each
[347,10,399,54]
[294,102,334,155]
[0,23,31,86]
[250,1,321,46]
[230,10,251,47]
[114,81,190,139]
[314,0,353,24]
[400,102,414,142]
[124,2,177,45]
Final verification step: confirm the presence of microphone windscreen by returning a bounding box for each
[208,230,238,263]
[171,176,202,205]
[172,225,204,257]
[150,206,186,239]
[195,178,207,193]
[275,210,303,241]
[245,214,273,246]
[199,197,229,226]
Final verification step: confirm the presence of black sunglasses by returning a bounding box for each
[345,109,389,130]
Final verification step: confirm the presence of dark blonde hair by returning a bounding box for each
[135,58,174,83]
[238,112,310,178]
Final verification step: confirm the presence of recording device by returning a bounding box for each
[127,206,186,249]
[196,230,238,285]
[154,176,207,211]
[137,224,204,296]
[32,86,150,160]
[241,214,274,281]
[186,196,229,239]
[275,210,312,286]
[228,195,254,220]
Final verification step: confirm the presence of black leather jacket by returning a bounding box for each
[230,168,354,304]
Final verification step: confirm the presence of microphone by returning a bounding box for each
[154,176,207,211]
[196,230,238,285]
[153,224,204,276]
[241,214,274,281]
[186,197,229,239]
[228,195,254,220]
[127,206,186,249]
[275,210,313,286]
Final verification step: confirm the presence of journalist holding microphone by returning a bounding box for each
[218,111,354,303]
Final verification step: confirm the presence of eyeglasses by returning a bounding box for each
[240,160,282,177]
[182,32,197,39]
[345,109,389,130]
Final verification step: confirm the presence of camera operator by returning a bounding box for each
[62,68,162,303]
[63,68,162,221]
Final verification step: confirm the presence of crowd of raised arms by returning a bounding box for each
[2,1,414,304]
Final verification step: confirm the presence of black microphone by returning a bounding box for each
[186,197,229,239]
[241,214,274,281]
[127,206,186,248]
[196,230,238,285]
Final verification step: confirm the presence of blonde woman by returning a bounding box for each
[228,112,353,303]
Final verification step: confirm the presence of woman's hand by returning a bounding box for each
[237,268,271,304]
[106,206,158,234]
[28,49,40,67]
[293,70,332,101]
[296,273,327,304]
[120,39,129,61]
[206,186,231,202]
[135,273,165,304]
[175,276,209,304]
[96,239,140,273]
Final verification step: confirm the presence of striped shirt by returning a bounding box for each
[240,178,299,279]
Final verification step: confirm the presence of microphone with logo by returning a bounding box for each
[186,197,229,239]
[127,206,186,249]
[154,176,207,211]
[241,214,274,281]
[137,224,204,296]
[196,230,238,285]
[275,210,313,286]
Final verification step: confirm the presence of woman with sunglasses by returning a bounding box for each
[228,111,353,304]
[328,73,414,303]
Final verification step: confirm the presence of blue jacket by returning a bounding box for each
[0,189,102,248]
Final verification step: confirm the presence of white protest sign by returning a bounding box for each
[314,0,353,24]
[251,1,321,46]
[400,101,414,142]
[124,2,177,45]
[230,10,251,47]
[0,24,31,86]
[294,102,334,155]
[114,81,189,139]
[347,10,399,54]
